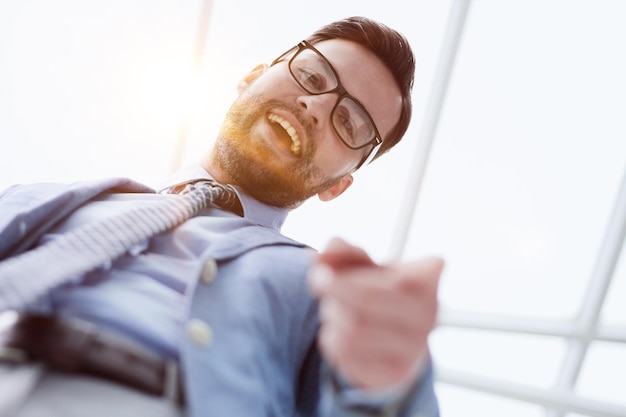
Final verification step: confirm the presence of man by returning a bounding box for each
[0,16,443,417]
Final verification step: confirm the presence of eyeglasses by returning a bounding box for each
[271,40,383,170]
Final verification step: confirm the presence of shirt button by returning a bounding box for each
[200,259,218,284]
[186,319,213,347]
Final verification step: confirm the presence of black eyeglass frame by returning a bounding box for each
[271,40,384,170]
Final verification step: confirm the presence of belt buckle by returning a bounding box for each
[163,360,181,402]
[0,310,28,363]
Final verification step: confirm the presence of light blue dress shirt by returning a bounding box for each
[38,166,290,360]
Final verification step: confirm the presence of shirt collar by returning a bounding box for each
[158,165,289,231]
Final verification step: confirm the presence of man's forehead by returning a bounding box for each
[310,39,368,62]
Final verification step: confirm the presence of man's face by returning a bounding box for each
[209,39,402,208]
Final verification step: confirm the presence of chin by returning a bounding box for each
[213,136,313,208]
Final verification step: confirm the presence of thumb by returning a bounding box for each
[317,237,377,270]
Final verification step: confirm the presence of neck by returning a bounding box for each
[200,152,232,186]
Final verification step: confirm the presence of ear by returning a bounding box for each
[237,63,269,94]
[317,174,354,202]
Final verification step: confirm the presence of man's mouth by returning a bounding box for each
[268,113,301,157]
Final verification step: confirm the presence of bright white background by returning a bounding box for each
[1,1,625,415]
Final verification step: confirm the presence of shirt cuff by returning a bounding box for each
[328,351,430,409]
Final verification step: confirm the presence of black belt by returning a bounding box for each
[0,311,184,405]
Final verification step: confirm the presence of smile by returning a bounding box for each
[268,113,301,156]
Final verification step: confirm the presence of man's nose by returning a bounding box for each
[296,93,337,131]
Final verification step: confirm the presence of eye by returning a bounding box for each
[295,67,327,92]
[333,106,358,144]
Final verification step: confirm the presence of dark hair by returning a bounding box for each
[305,16,415,160]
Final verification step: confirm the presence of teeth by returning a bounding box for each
[268,113,301,155]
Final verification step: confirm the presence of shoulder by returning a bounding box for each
[0,177,154,258]
[0,177,154,203]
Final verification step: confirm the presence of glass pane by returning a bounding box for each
[601,241,626,326]
[436,384,545,417]
[577,342,626,407]
[430,328,566,388]
[406,0,626,319]
[0,0,202,189]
